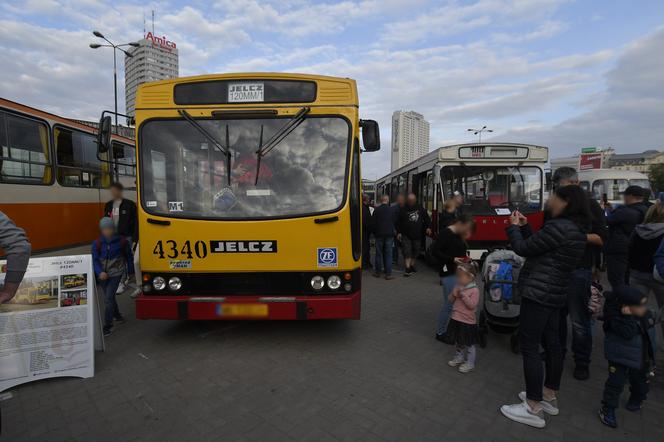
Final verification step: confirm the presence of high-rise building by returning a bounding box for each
[390,111,430,171]
[124,32,179,116]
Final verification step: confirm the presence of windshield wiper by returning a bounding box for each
[254,107,310,185]
[178,109,232,186]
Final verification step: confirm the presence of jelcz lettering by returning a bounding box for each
[210,240,277,253]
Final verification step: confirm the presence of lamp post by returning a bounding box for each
[89,31,140,129]
[467,126,493,143]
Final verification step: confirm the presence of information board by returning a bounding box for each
[0,255,96,392]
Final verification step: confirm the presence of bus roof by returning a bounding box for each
[377,142,549,183]
[135,73,358,110]
[578,168,649,180]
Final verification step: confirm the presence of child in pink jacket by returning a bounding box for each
[446,260,480,373]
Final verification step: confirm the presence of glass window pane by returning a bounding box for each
[0,112,51,184]
[55,127,108,187]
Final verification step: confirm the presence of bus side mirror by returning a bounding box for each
[97,115,112,154]
[360,119,380,152]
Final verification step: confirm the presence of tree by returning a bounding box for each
[648,163,664,193]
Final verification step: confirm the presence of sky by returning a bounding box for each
[1,0,664,179]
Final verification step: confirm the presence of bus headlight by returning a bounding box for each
[168,277,182,291]
[327,275,341,290]
[310,275,325,290]
[153,276,166,291]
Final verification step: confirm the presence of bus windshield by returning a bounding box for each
[591,178,651,201]
[140,116,350,219]
[441,166,542,215]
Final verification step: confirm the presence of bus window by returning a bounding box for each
[55,126,110,188]
[591,179,628,201]
[425,171,433,213]
[441,166,542,215]
[112,141,136,177]
[579,180,590,193]
[140,116,350,218]
[0,112,52,184]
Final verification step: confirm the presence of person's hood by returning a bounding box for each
[635,223,664,240]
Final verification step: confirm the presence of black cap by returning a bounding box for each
[614,285,647,306]
[624,185,645,197]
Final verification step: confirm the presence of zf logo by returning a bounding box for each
[317,247,338,268]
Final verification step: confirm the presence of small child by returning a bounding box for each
[599,285,656,428]
[446,260,480,373]
[92,217,134,337]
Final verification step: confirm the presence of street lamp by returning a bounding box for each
[467,126,493,143]
[89,31,140,128]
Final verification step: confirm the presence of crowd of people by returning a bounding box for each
[363,166,662,430]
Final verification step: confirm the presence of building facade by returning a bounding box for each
[390,111,430,171]
[124,32,179,116]
[550,148,664,174]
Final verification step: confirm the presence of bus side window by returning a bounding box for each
[55,126,110,188]
[0,111,53,185]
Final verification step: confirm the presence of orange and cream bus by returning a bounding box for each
[0,98,136,252]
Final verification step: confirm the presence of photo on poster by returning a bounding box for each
[61,273,87,290]
[0,275,59,313]
[59,289,88,307]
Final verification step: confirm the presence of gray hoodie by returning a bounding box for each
[0,211,32,283]
[634,223,664,240]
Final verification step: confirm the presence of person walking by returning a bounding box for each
[433,214,475,341]
[500,185,588,429]
[627,203,664,340]
[92,217,134,336]
[445,260,480,373]
[105,182,138,243]
[605,186,648,289]
[439,199,457,230]
[396,193,431,276]
[598,286,656,428]
[362,194,374,270]
[551,167,607,381]
[391,194,405,265]
[372,195,398,280]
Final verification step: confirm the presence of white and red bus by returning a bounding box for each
[0,98,136,252]
[376,143,548,259]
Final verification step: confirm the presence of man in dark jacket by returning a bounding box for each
[362,194,373,270]
[552,167,607,380]
[598,286,655,428]
[372,195,398,279]
[105,182,138,245]
[605,185,648,289]
[396,193,431,276]
[391,194,405,265]
[0,211,31,304]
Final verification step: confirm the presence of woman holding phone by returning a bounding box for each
[499,186,589,429]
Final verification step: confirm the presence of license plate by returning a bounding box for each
[217,303,268,317]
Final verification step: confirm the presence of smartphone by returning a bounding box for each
[602,193,608,205]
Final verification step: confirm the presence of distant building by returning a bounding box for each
[390,111,430,171]
[608,150,664,172]
[124,32,179,116]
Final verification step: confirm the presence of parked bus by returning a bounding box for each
[0,98,136,252]
[376,143,548,259]
[95,73,380,320]
[578,169,651,206]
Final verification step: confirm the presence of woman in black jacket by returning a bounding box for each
[500,185,589,429]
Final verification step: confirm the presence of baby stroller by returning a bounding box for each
[478,249,525,354]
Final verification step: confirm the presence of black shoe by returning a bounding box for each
[625,400,643,412]
[372,272,381,278]
[599,406,617,428]
[573,365,590,381]
[404,268,413,277]
[103,326,114,337]
[435,333,446,342]
[114,316,126,325]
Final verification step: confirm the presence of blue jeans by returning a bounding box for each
[374,237,394,276]
[99,275,123,328]
[559,268,593,367]
[437,275,457,335]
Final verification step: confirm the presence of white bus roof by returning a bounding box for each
[578,169,649,180]
[377,142,549,183]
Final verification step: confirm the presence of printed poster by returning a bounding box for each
[0,255,96,392]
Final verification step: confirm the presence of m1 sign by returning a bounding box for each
[145,32,176,50]
[579,152,603,170]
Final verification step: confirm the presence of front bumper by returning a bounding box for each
[135,291,361,320]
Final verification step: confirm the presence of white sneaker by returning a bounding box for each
[448,355,464,367]
[458,362,474,373]
[518,391,559,416]
[116,282,126,294]
[500,401,546,428]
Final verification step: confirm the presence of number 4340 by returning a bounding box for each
[153,240,208,259]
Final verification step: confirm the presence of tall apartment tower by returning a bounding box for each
[124,32,179,116]
[390,111,430,171]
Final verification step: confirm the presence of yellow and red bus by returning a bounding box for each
[0,98,136,252]
[96,73,380,320]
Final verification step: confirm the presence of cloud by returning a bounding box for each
[492,28,664,157]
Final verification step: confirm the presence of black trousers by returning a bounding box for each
[362,229,372,266]
[605,253,628,290]
[602,361,649,409]
[520,298,563,402]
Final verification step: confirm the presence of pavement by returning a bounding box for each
[2,252,664,441]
